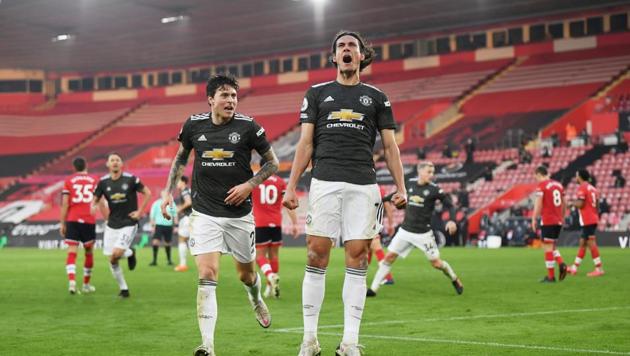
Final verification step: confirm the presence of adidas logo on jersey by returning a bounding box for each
[198,135,207,141]
[323,96,335,103]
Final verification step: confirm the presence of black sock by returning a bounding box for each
[165,246,172,262]
[152,245,158,262]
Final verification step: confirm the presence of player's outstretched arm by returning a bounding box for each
[225,148,279,206]
[162,144,191,219]
[380,128,407,208]
[283,123,314,210]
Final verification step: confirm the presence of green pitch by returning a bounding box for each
[1,247,629,355]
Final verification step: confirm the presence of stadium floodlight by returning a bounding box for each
[51,34,74,42]
[311,0,326,4]
[161,15,189,24]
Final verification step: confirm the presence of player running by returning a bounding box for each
[174,175,193,272]
[60,157,99,294]
[92,152,151,298]
[567,169,604,277]
[283,30,407,356]
[161,74,279,356]
[251,164,299,298]
[367,162,463,297]
[531,165,567,283]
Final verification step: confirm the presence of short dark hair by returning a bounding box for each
[577,169,591,182]
[179,175,189,184]
[72,157,86,172]
[107,152,122,161]
[330,30,375,72]
[206,74,239,98]
[535,165,548,176]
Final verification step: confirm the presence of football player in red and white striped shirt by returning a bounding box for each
[567,169,604,277]
[252,167,298,298]
[60,157,99,294]
[531,165,567,283]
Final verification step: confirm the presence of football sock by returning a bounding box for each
[83,251,93,285]
[374,249,393,280]
[256,255,275,282]
[178,242,187,266]
[440,260,457,281]
[198,279,217,350]
[553,247,564,265]
[243,273,262,303]
[370,262,392,292]
[110,263,128,290]
[303,266,326,342]
[270,256,279,273]
[590,243,602,269]
[545,251,555,279]
[66,252,77,282]
[152,245,158,263]
[342,267,368,345]
[124,248,133,258]
[165,246,172,263]
[574,247,586,269]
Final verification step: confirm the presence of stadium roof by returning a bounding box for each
[0,0,625,73]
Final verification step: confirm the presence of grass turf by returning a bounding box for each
[0,247,628,355]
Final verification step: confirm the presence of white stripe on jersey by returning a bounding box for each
[234,113,253,121]
[312,81,334,88]
[361,82,384,93]
[100,174,111,180]
[191,113,210,121]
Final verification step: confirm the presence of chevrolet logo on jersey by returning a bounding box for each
[409,195,424,206]
[202,149,234,161]
[110,193,127,201]
[327,109,364,122]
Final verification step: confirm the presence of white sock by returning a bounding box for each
[370,262,392,292]
[198,279,217,349]
[440,260,457,281]
[243,273,262,304]
[342,267,367,346]
[66,263,76,276]
[303,266,326,342]
[124,249,133,258]
[178,242,188,266]
[110,263,128,290]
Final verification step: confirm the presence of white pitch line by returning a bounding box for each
[302,332,630,355]
[275,305,630,332]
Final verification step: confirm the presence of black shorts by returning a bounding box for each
[65,222,96,246]
[580,224,597,239]
[153,225,173,243]
[540,225,562,241]
[255,227,282,246]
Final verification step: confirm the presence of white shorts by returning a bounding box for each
[103,225,137,256]
[388,227,440,261]
[188,209,255,263]
[178,215,191,238]
[306,178,381,243]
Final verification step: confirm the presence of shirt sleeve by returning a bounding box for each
[576,185,586,200]
[177,118,193,150]
[62,179,71,195]
[376,91,396,131]
[437,188,453,209]
[534,183,544,197]
[134,176,145,192]
[250,120,272,155]
[94,180,104,199]
[299,87,318,124]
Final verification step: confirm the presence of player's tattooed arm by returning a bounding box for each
[165,144,192,193]
[248,148,279,187]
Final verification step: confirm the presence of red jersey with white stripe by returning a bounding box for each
[62,173,99,224]
[252,175,286,228]
[535,179,564,226]
[576,182,598,226]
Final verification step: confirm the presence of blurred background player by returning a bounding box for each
[531,165,567,283]
[60,156,98,294]
[93,152,151,298]
[175,175,193,272]
[149,190,178,266]
[367,162,463,297]
[252,158,299,298]
[368,184,395,285]
[567,169,604,277]
[283,30,407,356]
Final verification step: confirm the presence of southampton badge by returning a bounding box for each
[359,95,372,107]
[228,132,241,144]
